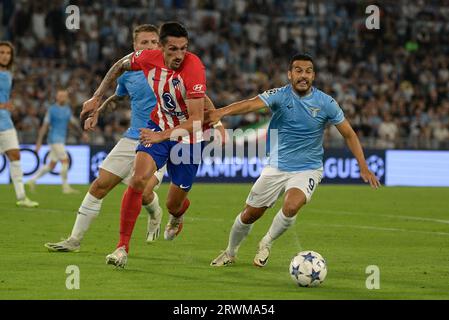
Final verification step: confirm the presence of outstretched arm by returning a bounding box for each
[204,95,228,145]
[84,94,125,131]
[336,119,381,189]
[80,53,133,121]
[140,97,205,144]
[204,96,267,125]
[0,101,13,111]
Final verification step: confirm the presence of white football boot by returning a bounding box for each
[45,238,80,252]
[164,214,184,240]
[210,251,236,267]
[253,240,272,267]
[105,246,128,268]
[16,197,39,208]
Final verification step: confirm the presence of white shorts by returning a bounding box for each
[0,128,19,154]
[49,143,68,162]
[246,166,323,208]
[100,137,166,187]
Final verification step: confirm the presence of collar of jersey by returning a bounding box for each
[290,85,315,100]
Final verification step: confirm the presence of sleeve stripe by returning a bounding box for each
[258,94,270,107]
[331,117,345,125]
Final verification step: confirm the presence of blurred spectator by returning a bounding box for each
[0,0,448,149]
[433,123,449,149]
[377,113,399,149]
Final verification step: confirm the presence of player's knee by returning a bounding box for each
[90,178,112,198]
[241,206,266,224]
[129,174,147,192]
[282,202,304,217]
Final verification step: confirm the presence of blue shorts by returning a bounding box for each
[136,120,205,192]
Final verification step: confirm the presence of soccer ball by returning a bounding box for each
[289,250,327,287]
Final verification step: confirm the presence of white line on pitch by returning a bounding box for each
[308,208,449,225]
[304,222,449,237]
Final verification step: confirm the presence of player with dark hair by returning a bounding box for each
[81,22,211,267]
[0,41,38,208]
[207,53,380,267]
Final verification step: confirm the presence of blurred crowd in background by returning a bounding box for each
[1,0,448,149]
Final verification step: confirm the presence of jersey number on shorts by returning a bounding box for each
[307,178,315,193]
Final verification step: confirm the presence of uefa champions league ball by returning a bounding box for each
[289,251,327,287]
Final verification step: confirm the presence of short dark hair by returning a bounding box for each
[159,22,188,44]
[0,41,14,70]
[133,24,159,42]
[289,53,314,70]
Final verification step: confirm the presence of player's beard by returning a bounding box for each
[294,80,312,96]
[170,56,184,69]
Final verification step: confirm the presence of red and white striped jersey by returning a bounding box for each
[130,49,206,142]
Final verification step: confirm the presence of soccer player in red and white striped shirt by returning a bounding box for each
[81,22,208,267]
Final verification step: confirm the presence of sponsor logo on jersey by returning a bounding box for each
[193,84,204,92]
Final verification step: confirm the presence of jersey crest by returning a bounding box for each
[308,107,321,117]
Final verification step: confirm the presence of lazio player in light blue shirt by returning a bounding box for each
[0,41,38,208]
[45,102,72,144]
[209,53,380,268]
[27,89,83,194]
[259,84,345,172]
[115,71,156,140]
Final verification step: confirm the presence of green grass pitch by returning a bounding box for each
[0,183,448,300]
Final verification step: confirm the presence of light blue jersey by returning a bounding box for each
[0,71,14,131]
[258,85,345,172]
[115,71,157,140]
[44,104,72,144]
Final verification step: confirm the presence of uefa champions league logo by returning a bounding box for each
[91,151,108,178]
[366,155,385,180]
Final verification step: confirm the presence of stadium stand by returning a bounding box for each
[1,0,448,149]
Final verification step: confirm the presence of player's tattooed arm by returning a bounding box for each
[96,94,125,115]
[84,94,125,131]
[81,53,132,121]
[93,54,133,100]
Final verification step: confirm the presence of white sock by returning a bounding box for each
[70,192,103,242]
[61,162,69,187]
[31,164,52,181]
[143,192,161,219]
[261,209,297,246]
[226,213,253,257]
[10,160,25,200]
